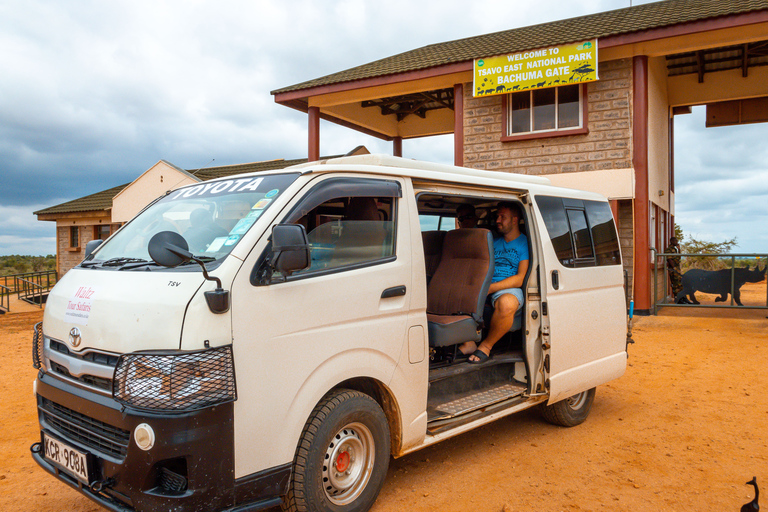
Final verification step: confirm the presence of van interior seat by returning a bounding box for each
[421,230,446,284]
[330,197,389,265]
[427,228,494,348]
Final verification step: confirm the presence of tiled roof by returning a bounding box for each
[272,0,768,95]
[193,157,318,181]
[34,183,130,216]
[34,155,344,217]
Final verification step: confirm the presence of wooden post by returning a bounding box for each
[633,56,650,313]
[393,136,402,157]
[308,106,320,162]
[454,83,464,167]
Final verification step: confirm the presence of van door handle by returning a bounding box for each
[551,270,560,290]
[381,285,406,298]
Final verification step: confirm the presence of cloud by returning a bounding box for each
[674,107,768,252]
[0,204,57,256]
[1,0,744,258]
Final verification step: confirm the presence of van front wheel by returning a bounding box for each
[540,387,596,427]
[283,389,390,512]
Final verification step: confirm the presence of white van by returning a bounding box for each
[31,155,627,512]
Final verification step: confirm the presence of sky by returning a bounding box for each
[1,0,767,256]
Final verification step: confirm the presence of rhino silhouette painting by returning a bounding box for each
[675,265,766,306]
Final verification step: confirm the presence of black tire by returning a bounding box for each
[282,389,390,512]
[540,387,596,427]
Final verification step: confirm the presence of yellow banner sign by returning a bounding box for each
[473,39,598,97]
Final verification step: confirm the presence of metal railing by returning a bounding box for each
[0,284,9,313]
[0,270,58,310]
[652,250,767,314]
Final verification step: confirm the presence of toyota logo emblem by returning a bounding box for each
[69,327,82,348]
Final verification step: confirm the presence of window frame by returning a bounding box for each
[535,195,621,269]
[94,224,111,241]
[501,84,589,142]
[69,226,80,248]
[251,177,402,285]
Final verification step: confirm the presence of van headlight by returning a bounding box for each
[112,345,237,411]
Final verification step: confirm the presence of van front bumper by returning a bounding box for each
[31,371,289,511]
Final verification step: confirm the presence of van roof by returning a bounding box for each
[185,154,610,202]
[296,154,551,185]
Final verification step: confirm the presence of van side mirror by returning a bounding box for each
[148,231,230,314]
[148,231,191,267]
[84,239,103,260]
[271,224,310,277]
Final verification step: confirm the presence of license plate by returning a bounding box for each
[42,433,90,483]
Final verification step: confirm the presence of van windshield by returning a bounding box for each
[88,173,299,267]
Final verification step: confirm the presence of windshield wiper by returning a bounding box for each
[100,257,149,267]
[179,255,217,265]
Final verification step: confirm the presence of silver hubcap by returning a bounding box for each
[566,391,588,410]
[322,422,375,505]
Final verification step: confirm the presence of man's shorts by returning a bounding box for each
[489,288,524,311]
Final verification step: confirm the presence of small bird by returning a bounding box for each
[741,476,760,512]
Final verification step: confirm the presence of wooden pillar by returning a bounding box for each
[393,136,403,157]
[609,200,619,225]
[454,83,464,167]
[633,56,650,313]
[308,106,320,162]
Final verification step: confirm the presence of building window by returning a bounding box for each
[70,226,79,248]
[95,225,111,240]
[503,84,587,141]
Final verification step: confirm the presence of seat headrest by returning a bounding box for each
[442,229,492,260]
[345,197,379,221]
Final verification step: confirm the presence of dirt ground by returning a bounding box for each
[1,282,766,512]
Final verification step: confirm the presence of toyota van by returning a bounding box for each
[31,154,627,512]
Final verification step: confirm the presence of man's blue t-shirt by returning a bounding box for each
[492,233,529,283]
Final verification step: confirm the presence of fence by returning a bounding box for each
[0,284,9,313]
[0,270,58,311]
[652,251,767,314]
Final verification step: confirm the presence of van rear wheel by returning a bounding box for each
[540,387,596,427]
[283,389,390,512]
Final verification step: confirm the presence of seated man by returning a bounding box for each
[459,201,529,364]
[455,204,478,229]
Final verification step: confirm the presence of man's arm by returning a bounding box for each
[488,259,529,294]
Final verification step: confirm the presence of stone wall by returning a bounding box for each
[56,221,120,275]
[462,58,633,175]
[617,199,634,302]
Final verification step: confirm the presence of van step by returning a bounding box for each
[427,382,526,422]
[429,351,523,383]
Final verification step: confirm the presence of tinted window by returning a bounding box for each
[536,195,620,268]
[535,196,574,266]
[584,200,621,266]
[566,209,594,260]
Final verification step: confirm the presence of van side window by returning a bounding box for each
[299,196,395,273]
[536,195,620,268]
[536,196,575,266]
[283,178,401,276]
[566,208,594,260]
[584,200,621,266]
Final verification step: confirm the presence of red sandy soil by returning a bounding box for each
[1,281,766,511]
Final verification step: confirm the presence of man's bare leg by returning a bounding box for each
[467,294,519,362]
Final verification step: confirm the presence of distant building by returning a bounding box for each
[35,148,369,275]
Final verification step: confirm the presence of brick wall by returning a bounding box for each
[617,199,634,301]
[56,221,120,275]
[463,58,633,175]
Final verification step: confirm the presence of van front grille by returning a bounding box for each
[49,361,113,392]
[39,398,130,459]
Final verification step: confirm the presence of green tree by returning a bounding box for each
[680,233,738,271]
